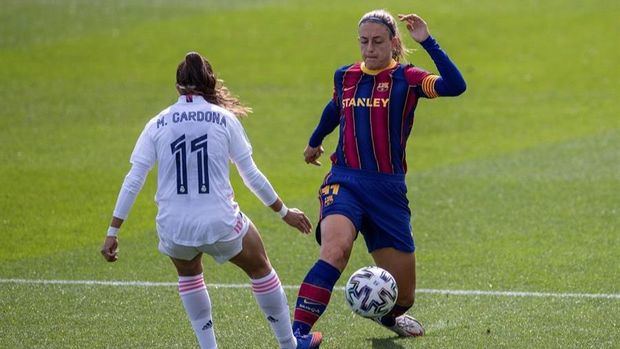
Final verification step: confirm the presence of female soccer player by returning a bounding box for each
[291,10,466,339]
[100,52,322,349]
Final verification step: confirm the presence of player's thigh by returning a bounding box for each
[371,248,416,305]
[160,239,204,276]
[228,222,272,279]
[170,253,204,276]
[360,179,414,253]
[319,214,357,271]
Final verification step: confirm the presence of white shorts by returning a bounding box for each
[158,212,251,264]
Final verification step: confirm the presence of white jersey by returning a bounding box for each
[130,95,255,245]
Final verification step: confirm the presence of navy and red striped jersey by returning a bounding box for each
[329,60,438,174]
[308,36,466,175]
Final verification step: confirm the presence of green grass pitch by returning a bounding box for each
[1,0,618,348]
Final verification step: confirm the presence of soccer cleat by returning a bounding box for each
[375,314,425,337]
[295,331,323,349]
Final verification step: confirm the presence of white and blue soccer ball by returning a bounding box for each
[345,266,398,318]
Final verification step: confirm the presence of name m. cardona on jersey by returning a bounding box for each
[157,110,227,129]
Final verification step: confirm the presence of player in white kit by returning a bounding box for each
[100,52,323,349]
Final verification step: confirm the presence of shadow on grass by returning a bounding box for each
[369,337,406,349]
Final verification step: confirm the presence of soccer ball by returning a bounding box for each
[345,266,398,318]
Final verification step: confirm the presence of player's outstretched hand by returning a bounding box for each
[398,13,430,43]
[101,236,119,262]
[283,208,312,234]
[304,145,324,166]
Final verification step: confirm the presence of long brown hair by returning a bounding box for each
[176,52,252,118]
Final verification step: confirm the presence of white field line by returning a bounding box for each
[1,278,618,300]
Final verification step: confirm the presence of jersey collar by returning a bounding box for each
[360,59,398,75]
[177,94,207,104]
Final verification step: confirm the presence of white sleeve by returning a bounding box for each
[113,125,156,219]
[112,162,151,219]
[227,114,253,163]
[234,154,278,206]
[129,123,157,167]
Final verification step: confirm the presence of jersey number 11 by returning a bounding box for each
[170,133,209,195]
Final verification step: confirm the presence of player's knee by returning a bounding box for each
[247,262,272,279]
[176,263,202,276]
[238,250,272,279]
[320,245,351,271]
[173,256,203,276]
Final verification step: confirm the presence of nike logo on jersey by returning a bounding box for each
[343,86,356,91]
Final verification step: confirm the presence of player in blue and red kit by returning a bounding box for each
[292,10,466,340]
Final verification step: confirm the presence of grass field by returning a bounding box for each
[1,0,619,348]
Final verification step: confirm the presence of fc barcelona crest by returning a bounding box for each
[377,82,389,92]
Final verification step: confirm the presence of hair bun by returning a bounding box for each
[185,51,203,64]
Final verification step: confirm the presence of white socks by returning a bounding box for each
[251,269,297,349]
[178,270,296,349]
[178,274,217,349]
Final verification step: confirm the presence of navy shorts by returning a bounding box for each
[316,166,414,253]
